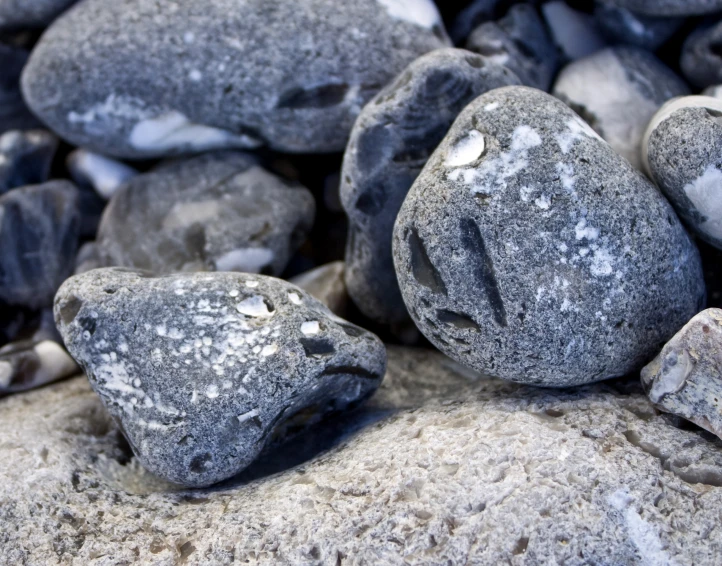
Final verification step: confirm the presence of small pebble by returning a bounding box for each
[67,149,138,200]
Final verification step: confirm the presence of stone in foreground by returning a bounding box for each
[393,86,705,387]
[54,268,386,487]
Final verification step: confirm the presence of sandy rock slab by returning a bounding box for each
[2,347,722,565]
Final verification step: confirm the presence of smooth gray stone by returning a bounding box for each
[0,0,77,30]
[95,152,315,277]
[466,4,560,92]
[601,0,722,16]
[21,0,449,158]
[553,46,689,170]
[0,180,80,309]
[449,0,502,43]
[341,48,520,324]
[54,268,386,487]
[0,129,57,194]
[67,149,138,200]
[392,86,705,387]
[541,1,607,61]
[289,261,347,317]
[681,22,722,89]
[4,346,722,564]
[594,2,684,50]
[0,44,41,133]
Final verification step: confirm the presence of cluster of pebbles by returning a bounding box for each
[3,0,722,541]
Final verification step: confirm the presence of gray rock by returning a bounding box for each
[466,4,560,92]
[681,22,722,89]
[601,0,722,16]
[73,241,101,275]
[21,0,449,158]
[95,152,315,276]
[392,86,705,387]
[0,0,77,30]
[643,96,722,249]
[0,338,77,395]
[0,129,57,194]
[553,46,689,170]
[0,44,41,133]
[54,268,386,487]
[541,1,607,61]
[342,48,520,324]
[703,84,722,98]
[4,346,722,564]
[594,2,684,51]
[449,0,502,43]
[642,309,722,440]
[67,149,138,200]
[289,261,347,317]
[0,180,80,309]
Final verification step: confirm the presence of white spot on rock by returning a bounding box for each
[301,321,320,336]
[215,248,274,273]
[205,384,219,399]
[288,292,302,305]
[236,295,274,318]
[376,0,442,30]
[535,194,551,210]
[683,165,722,241]
[68,149,138,199]
[445,130,485,167]
[575,219,599,241]
[237,409,259,424]
[261,344,278,357]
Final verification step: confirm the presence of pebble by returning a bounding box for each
[21,0,449,158]
[392,86,705,387]
[94,151,315,276]
[600,0,722,16]
[289,261,348,317]
[67,149,138,200]
[342,48,520,324]
[641,309,722,439]
[0,181,80,309]
[681,21,722,89]
[0,44,41,133]
[553,46,689,170]
[541,1,607,61]
[0,338,78,395]
[0,0,77,30]
[593,3,684,51]
[449,0,503,43]
[54,268,386,486]
[0,130,58,194]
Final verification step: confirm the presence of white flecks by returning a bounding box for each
[648,350,693,404]
[261,344,278,357]
[445,130,485,167]
[0,361,12,388]
[575,218,599,241]
[558,242,568,253]
[191,390,199,404]
[590,248,614,277]
[556,162,577,198]
[183,31,195,44]
[301,321,320,336]
[95,362,140,397]
[189,69,202,82]
[245,280,259,288]
[236,295,274,318]
[608,489,670,566]
[288,292,303,305]
[484,102,500,112]
[229,289,240,297]
[683,165,722,241]
[222,380,233,389]
[555,117,602,154]
[133,378,142,388]
[68,94,149,129]
[375,0,442,30]
[168,328,185,340]
[156,324,167,337]
[511,125,542,151]
[162,200,221,230]
[205,384,219,399]
[214,248,274,273]
[535,194,552,210]
[237,409,259,424]
[519,186,534,202]
[67,149,138,200]
[202,336,212,346]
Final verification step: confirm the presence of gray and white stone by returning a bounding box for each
[54,268,386,487]
[0,0,78,30]
[0,180,80,309]
[466,4,560,92]
[0,338,78,395]
[703,84,722,99]
[342,48,520,324]
[643,96,722,249]
[601,0,722,16]
[594,2,684,51]
[0,129,57,194]
[541,1,607,61]
[21,0,449,158]
[642,309,722,440]
[95,151,315,276]
[4,346,722,564]
[0,44,41,133]
[553,46,689,170]
[681,22,722,89]
[289,261,347,317]
[393,86,705,387]
[67,149,138,200]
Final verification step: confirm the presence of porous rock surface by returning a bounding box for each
[3,347,722,564]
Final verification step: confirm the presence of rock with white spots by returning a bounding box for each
[21,0,449,158]
[681,22,722,89]
[54,268,386,487]
[392,86,705,387]
[0,129,57,194]
[642,309,722,439]
[466,4,560,92]
[553,46,689,170]
[541,1,607,61]
[289,261,348,317]
[0,0,77,30]
[600,0,722,16]
[0,181,80,309]
[593,3,684,51]
[342,48,520,324]
[0,44,41,133]
[67,149,138,200]
[643,96,722,249]
[95,152,315,277]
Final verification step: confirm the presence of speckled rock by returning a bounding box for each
[54,268,386,487]
[67,149,138,200]
[21,0,449,158]
[643,96,722,249]
[553,46,689,170]
[95,152,315,276]
[4,346,722,564]
[681,22,722,89]
[0,44,41,133]
[0,181,80,309]
[642,309,722,440]
[601,0,722,16]
[289,261,347,317]
[594,2,684,51]
[0,129,57,194]
[0,0,77,30]
[466,4,559,92]
[342,48,520,324]
[393,86,705,387]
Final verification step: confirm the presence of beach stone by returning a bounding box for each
[643,96,722,249]
[0,180,80,309]
[342,48,520,324]
[21,0,449,158]
[0,0,78,30]
[289,261,347,317]
[601,0,722,16]
[0,44,41,133]
[703,84,722,98]
[466,4,560,91]
[0,129,57,194]
[67,149,138,200]
[0,338,78,395]
[95,151,315,276]
[681,22,722,89]
[54,268,386,487]
[392,86,705,387]
[541,1,607,61]
[4,346,722,564]
[594,3,684,51]
[553,46,689,170]
[642,309,722,440]
[449,0,502,43]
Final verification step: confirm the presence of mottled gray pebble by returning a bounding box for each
[681,22,722,89]
[594,2,684,50]
[0,130,57,194]
[289,261,347,317]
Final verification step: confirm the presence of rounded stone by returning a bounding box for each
[593,2,684,51]
[0,0,77,30]
[599,0,722,16]
[681,22,722,89]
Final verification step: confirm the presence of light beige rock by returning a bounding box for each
[290,261,347,317]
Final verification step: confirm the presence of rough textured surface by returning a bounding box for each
[3,346,722,564]
[54,268,386,486]
[95,152,315,276]
[602,0,722,16]
[642,309,722,440]
[594,2,684,51]
[0,129,57,194]
[0,180,80,309]
[0,0,77,30]
[21,0,449,158]
[681,22,722,89]
[289,261,348,317]
[553,46,689,170]
[342,48,520,324]
[0,44,42,133]
[393,86,705,387]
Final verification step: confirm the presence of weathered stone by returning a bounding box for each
[0,338,77,395]
[0,0,78,30]
[67,149,138,200]
[594,2,684,50]
[601,0,722,16]
[0,130,57,194]
[681,22,722,89]
[289,261,347,317]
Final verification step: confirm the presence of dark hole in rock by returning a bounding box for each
[512,537,529,555]
[77,315,97,336]
[545,408,564,418]
[465,55,485,68]
[114,431,134,466]
[178,541,196,560]
[355,183,389,216]
[709,40,722,59]
[189,452,212,474]
[59,295,83,325]
[436,309,480,331]
[301,337,336,357]
[407,227,447,295]
[277,83,349,109]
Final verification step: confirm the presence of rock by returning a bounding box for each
[600,0,722,16]
[642,309,722,440]
[289,261,347,317]
[681,22,722,89]
[0,0,77,30]
[73,241,101,275]
[0,181,80,309]
[703,84,722,98]
[541,1,607,61]
[0,338,78,395]
[67,149,138,200]
[553,46,689,170]
[342,48,520,324]
[449,0,502,43]
[21,0,449,158]
[95,151,315,276]
[642,96,722,249]
[4,346,722,563]
[0,44,41,133]
[0,129,57,194]
[392,86,705,387]
[466,4,560,92]
[54,268,386,487]
[593,2,684,51]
